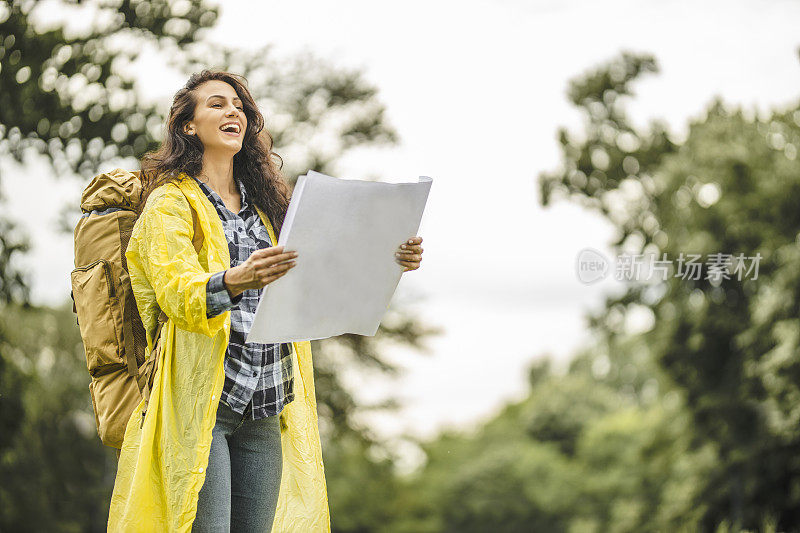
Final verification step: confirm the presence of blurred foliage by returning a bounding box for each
[388,342,718,533]
[0,301,114,532]
[0,0,219,175]
[534,51,800,529]
[0,215,29,303]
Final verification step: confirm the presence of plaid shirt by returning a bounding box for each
[194,175,295,420]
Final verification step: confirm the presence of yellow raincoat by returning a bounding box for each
[108,174,331,532]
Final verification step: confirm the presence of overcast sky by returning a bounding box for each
[4,0,800,471]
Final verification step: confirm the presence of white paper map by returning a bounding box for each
[246,170,433,343]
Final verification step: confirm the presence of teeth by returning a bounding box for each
[221,123,240,133]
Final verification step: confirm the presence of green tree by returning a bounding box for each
[0,0,219,175]
[387,344,715,533]
[539,50,800,529]
[0,302,113,531]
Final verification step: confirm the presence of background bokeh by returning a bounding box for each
[1,0,800,531]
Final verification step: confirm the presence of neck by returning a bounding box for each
[198,150,237,196]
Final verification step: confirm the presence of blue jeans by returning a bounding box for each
[191,399,283,532]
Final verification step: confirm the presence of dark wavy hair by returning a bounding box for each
[138,69,290,236]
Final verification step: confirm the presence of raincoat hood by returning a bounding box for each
[108,174,331,532]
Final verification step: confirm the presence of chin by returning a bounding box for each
[227,139,244,151]
[207,141,244,154]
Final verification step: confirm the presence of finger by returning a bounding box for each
[259,269,289,287]
[271,261,296,278]
[263,259,296,275]
[270,251,299,264]
[255,251,297,266]
[266,269,290,283]
[405,236,422,245]
[398,245,423,254]
[271,260,295,271]
[253,246,288,258]
[274,260,296,271]
[395,253,422,262]
[395,258,420,268]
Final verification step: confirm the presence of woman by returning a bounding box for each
[108,70,424,532]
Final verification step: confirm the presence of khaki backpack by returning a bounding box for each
[70,168,204,452]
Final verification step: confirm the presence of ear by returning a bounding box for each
[183,122,195,135]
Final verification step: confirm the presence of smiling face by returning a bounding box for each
[183,79,248,155]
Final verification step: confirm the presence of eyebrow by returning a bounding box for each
[205,94,242,103]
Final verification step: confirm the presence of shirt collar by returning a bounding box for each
[192,175,249,212]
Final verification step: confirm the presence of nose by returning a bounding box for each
[225,104,239,118]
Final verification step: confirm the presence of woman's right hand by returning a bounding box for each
[223,246,298,298]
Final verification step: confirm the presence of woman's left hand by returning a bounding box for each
[395,236,424,272]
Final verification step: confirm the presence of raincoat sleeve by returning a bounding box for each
[127,186,227,337]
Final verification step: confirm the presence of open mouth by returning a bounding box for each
[219,122,241,136]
